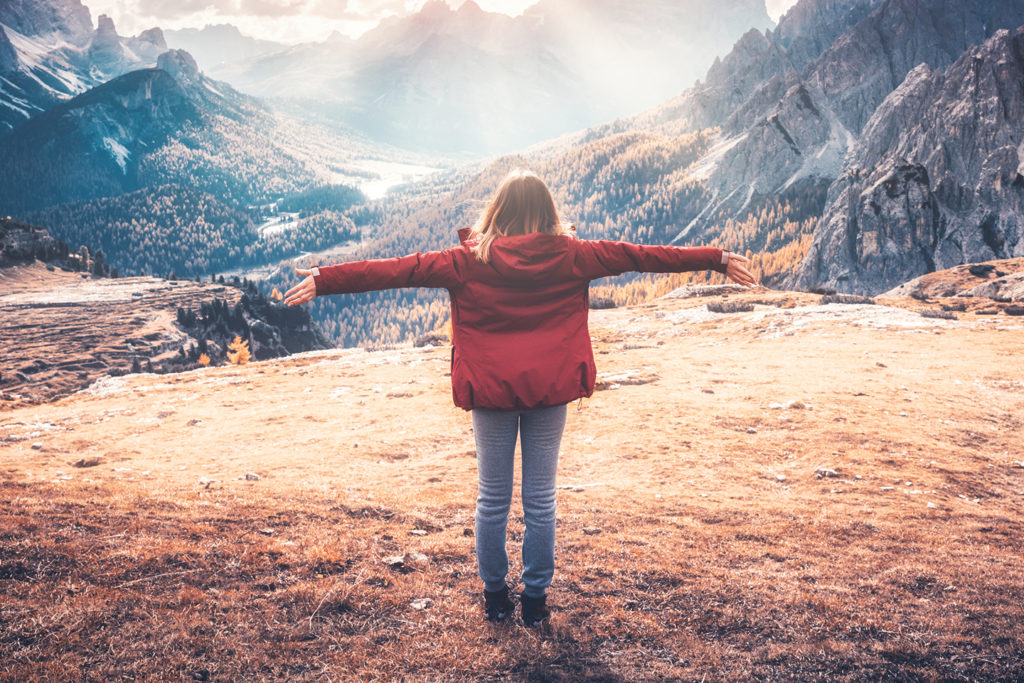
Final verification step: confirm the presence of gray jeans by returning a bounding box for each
[472,403,567,598]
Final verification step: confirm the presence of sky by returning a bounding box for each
[84,0,800,45]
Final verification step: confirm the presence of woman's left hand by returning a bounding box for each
[284,267,317,306]
[725,253,758,288]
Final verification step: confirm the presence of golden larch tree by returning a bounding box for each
[226,336,250,365]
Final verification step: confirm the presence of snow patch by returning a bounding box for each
[103,137,130,173]
[203,80,224,98]
[684,132,747,182]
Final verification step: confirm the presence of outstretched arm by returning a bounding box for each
[574,240,758,287]
[284,250,462,306]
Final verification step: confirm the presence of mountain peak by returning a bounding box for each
[157,48,200,84]
[457,1,484,15]
[137,26,167,49]
[96,13,118,36]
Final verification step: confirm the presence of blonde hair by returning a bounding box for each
[469,169,573,263]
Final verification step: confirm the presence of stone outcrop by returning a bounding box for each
[88,14,126,76]
[791,27,1024,294]
[0,220,335,406]
[156,49,200,86]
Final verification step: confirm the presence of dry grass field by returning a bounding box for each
[2,283,1023,681]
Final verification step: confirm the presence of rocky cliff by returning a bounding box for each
[790,27,1024,293]
[0,220,334,408]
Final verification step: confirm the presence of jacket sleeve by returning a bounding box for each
[311,249,462,296]
[573,240,730,280]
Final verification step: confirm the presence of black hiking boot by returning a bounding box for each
[520,592,550,627]
[483,584,515,622]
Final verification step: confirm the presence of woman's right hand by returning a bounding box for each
[725,253,758,288]
[284,267,317,306]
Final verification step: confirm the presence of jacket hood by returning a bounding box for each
[457,228,575,282]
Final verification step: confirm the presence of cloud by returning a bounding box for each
[134,0,218,20]
[765,0,799,22]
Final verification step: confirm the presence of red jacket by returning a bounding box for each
[312,230,729,411]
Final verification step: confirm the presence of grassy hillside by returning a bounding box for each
[2,284,1023,679]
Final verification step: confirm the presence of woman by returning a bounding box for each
[284,169,756,626]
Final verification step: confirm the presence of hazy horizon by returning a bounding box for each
[83,0,800,46]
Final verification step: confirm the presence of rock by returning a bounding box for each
[665,284,748,299]
[198,476,216,487]
[31,442,43,449]
[403,551,429,570]
[409,529,427,536]
[969,264,996,277]
[775,474,787,482]
[821,294,875,305]
[790,25,1024,294]
[880,486,895,491]
[589,296,616,309]
[707,301,754,314]
[410,598,433,610]
[258,528,274,536]
[386,551,429,571]
[774,397,806,409]
[1005,305,1024,316]
[747,427,757,433]
[413,331,448,348]
[72,456,103,468]
[245,472,260,481]
[977,308,999,315]
[463,528,474,536]
[927,502,937,509]
[815,467,839,478]
[920,309,957,320]
[582,527,602,535]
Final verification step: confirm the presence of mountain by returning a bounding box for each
[264,0,1024,350]
[0,0,92,39]
[496,0,1024,295]
[199,0,773,155]
[0,46,322,213]
[0,1,169,131]
[790,26,1024,293]
[0,64,200,210]
[163,23,286,74]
